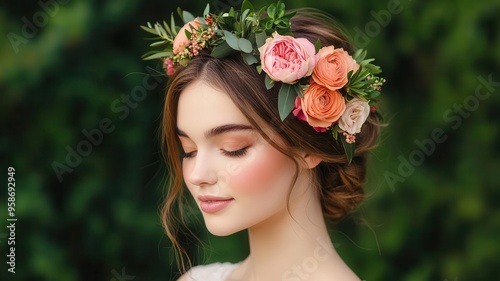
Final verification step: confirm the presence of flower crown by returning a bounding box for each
[141,0,385,163]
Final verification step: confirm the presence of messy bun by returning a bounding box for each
[290,9,379,220]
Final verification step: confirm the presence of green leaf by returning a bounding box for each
[340,134,355,164]
[256,65,262,74]
[267,3,277,19]
[241,8,250,22]
[203,3,210,17]
[243,53,258,65]
[332,129,339,140]
[314,39,322,53]
[241,0,255,13]
[369,90,381,99]
[265,74,275,90]
[163,21,172,36]
[141,25,160,36]
[348,87,367,97]
[211,41,236,58]
[278,83,298,121]
[142,51,173,60]
[149,40,167,47]
[293,83,303,98]
[224,30,240,51]
[265,20,273,29]
[238,38,253,53]
[197,16,206,26]
[183,11,195,23]
[170,13,177,36]
[255,31,267,48]
[365,64,382,74]
[276,1,286,18]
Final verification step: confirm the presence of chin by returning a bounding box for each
[203,216,247,236]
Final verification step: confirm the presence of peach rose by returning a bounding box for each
[258,32,316,84]
[338,98,370,134]
[298,82,346,128]
[312,46,359,90]
[173,19,202,54]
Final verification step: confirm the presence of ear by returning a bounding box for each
[301,153,322,169]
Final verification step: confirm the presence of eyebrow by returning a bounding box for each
[176,124,255,139]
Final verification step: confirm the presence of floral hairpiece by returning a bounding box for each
[141,0,385,163]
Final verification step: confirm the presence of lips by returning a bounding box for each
[198,195,234,213]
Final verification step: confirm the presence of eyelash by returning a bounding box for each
[181,146,249,159]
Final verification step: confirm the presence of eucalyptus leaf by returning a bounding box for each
[238,38,253,53]
[340,134,355,164]
[224,30,241,51]
[278,83,298,121]
[211,41,236,58]
[197,16,206,26]
[255,31,267,47]
[183,11,195,23]
[243,53,258,65]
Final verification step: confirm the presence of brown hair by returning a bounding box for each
[160,8,379,272]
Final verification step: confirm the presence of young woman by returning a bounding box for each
[143,2,384,280]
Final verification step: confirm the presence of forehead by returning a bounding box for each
[176,81,250,136]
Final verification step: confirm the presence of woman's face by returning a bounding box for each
[176,80,304,236]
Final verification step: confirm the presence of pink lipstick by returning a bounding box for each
[198,196,234,213]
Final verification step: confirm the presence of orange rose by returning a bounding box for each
[173,19,202,54]
[312,46,359,90]
[301,82,346,128]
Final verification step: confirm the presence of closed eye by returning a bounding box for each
[181,151,196,159]
[222,146,249,157]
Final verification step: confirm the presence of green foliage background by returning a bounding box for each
[1,0,499,280]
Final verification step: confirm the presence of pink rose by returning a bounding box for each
[295,82,346,128]
[258,32,316,84]
[338,98,370,134]
[312,46,359,90]
[173,19,202,55]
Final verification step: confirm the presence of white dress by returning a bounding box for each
[186,262,239,281]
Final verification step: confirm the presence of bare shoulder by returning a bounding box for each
[176,272,189,281]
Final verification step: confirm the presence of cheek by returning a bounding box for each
[230,146,294,195]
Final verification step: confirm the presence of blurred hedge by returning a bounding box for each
[1,0,499,280]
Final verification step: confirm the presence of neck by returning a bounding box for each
[233,182,356,281]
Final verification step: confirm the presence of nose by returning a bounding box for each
[186,151,218,187]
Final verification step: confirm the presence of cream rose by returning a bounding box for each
[312,46,359,90]
[299,82,346,128]
[258,32,316,84]
[338,98,370,134]
[173,19,202,55]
